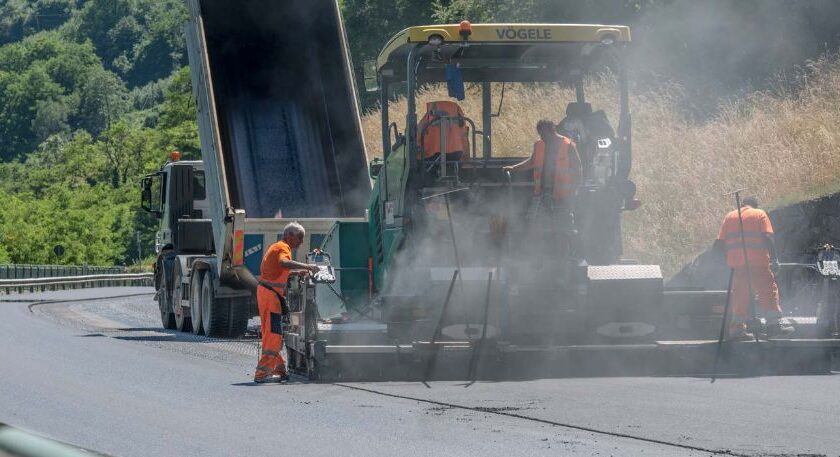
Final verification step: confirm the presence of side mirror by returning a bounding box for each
[140,173,164,217]
[141,187,153,211]
[362,60,378,93]
[369,159,384,177]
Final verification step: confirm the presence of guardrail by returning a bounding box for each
[0,264,126,279]
[0,273,154,295]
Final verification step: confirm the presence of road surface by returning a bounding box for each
[0,288,838,456]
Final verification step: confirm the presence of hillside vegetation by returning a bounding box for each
[360,57,840,273]
[0,0,194,265]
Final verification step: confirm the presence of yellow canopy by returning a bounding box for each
[377,23,631,72]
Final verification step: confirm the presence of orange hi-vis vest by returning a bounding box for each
[258,240,293,297]
[717,206,774,267]
[533,135,578,201]
[417,101,469,159]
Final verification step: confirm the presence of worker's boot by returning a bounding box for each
[254,366,284,384]
[765,318,794,337]
[254,373,283,384]
[272,367,290,382]
[727,323,754,341]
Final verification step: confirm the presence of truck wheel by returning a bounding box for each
[157,257,176,330]
[201,276,229,337]
[189,270,205,335]
[159,288,176,330]
[171,263,192,333]
[227,298,250,338]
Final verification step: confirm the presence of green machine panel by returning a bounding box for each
[317,220,371,317]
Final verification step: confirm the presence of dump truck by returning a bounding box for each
[140,0,370,337]
[280,22,840,380]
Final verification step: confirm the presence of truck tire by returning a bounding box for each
[189,270,205,335]
[201,276,229,337]
[157,257,176,330]
[226,298,250,338]
[199,276,249,338]
[159,289,176,330]
[171,263,192,333]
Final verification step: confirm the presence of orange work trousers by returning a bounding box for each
[730,264,781,321]
[255,286,286,377]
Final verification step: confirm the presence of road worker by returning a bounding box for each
[254,222,319,383]
[503,119,582,255]
[715,196,794,339]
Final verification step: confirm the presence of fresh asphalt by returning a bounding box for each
[1,288,838,456]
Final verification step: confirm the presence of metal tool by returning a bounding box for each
[423,269,459,387]
[711,268,735,383]
[464,271,493,386]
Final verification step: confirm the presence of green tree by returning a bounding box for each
[70,0,187,87]
[0,64,64,159]
[126,0,188,86]
[22,132,108,195]
[0,1,31,44]
[0,0,74,45]
[31,98,72,144]
[71,0,137,67]
[0,32,129,159]
[74,67,130,136]
[98,120,154,186]
[156,67,199,159]
[340,0,434,107]
[0,176,138,265]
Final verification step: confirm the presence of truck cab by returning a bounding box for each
[141,156,209,255]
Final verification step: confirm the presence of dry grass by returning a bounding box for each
[360,57,840,274]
